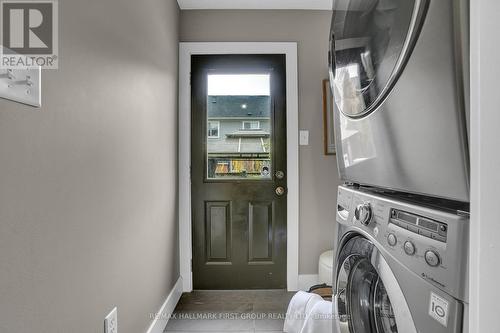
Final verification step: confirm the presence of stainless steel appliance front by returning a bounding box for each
[329,0,469,202]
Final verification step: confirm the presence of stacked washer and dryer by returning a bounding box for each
[328,0,470,332]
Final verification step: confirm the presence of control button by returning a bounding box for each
[438,224,448,237]
[419,228,432,238]
[373,227,379,238]
[408,225,419,233]
[431,233,447,243]
[387,233,397,247]
[425,250,441,267]
[355,203,373,226]
[397,221,408,230]
[404,241,416,256]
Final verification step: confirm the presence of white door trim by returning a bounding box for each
[179,42,299,292]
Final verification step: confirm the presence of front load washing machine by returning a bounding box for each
[333,185,469,333]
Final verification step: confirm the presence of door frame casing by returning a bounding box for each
[179,42,299,292]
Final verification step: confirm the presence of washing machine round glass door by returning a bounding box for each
[334,235,417,333]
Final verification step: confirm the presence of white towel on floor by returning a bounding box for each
[300,300,333,333]
[283,291,323,333]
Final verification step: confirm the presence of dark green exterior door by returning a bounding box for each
[191,55,287,289]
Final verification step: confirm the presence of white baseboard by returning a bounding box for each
[146,277,183,333]
[297,274,319,291]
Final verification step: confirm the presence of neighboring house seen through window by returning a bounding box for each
[208,121,220,138]
[242,121,260,130]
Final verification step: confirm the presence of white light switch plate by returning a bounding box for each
[0,67,41,107]
[299,130,309,146]
[104,307,117,333]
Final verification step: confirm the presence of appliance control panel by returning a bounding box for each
[390,209,448,243]
[336,185,469,301]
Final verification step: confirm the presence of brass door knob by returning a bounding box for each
[275,186,286,196]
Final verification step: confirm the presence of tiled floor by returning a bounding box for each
[164,290,295,333]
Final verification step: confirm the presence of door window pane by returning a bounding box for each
[207,74,272,180]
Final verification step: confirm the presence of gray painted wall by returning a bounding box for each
[0,0,179,332]
[180,10,341,274]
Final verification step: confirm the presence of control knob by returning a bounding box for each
[404,241,416,256]
[387,233,397,247]
[425,250,441,267]
[355,203,373,226]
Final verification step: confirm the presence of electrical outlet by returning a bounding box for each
[104,307,117,333]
